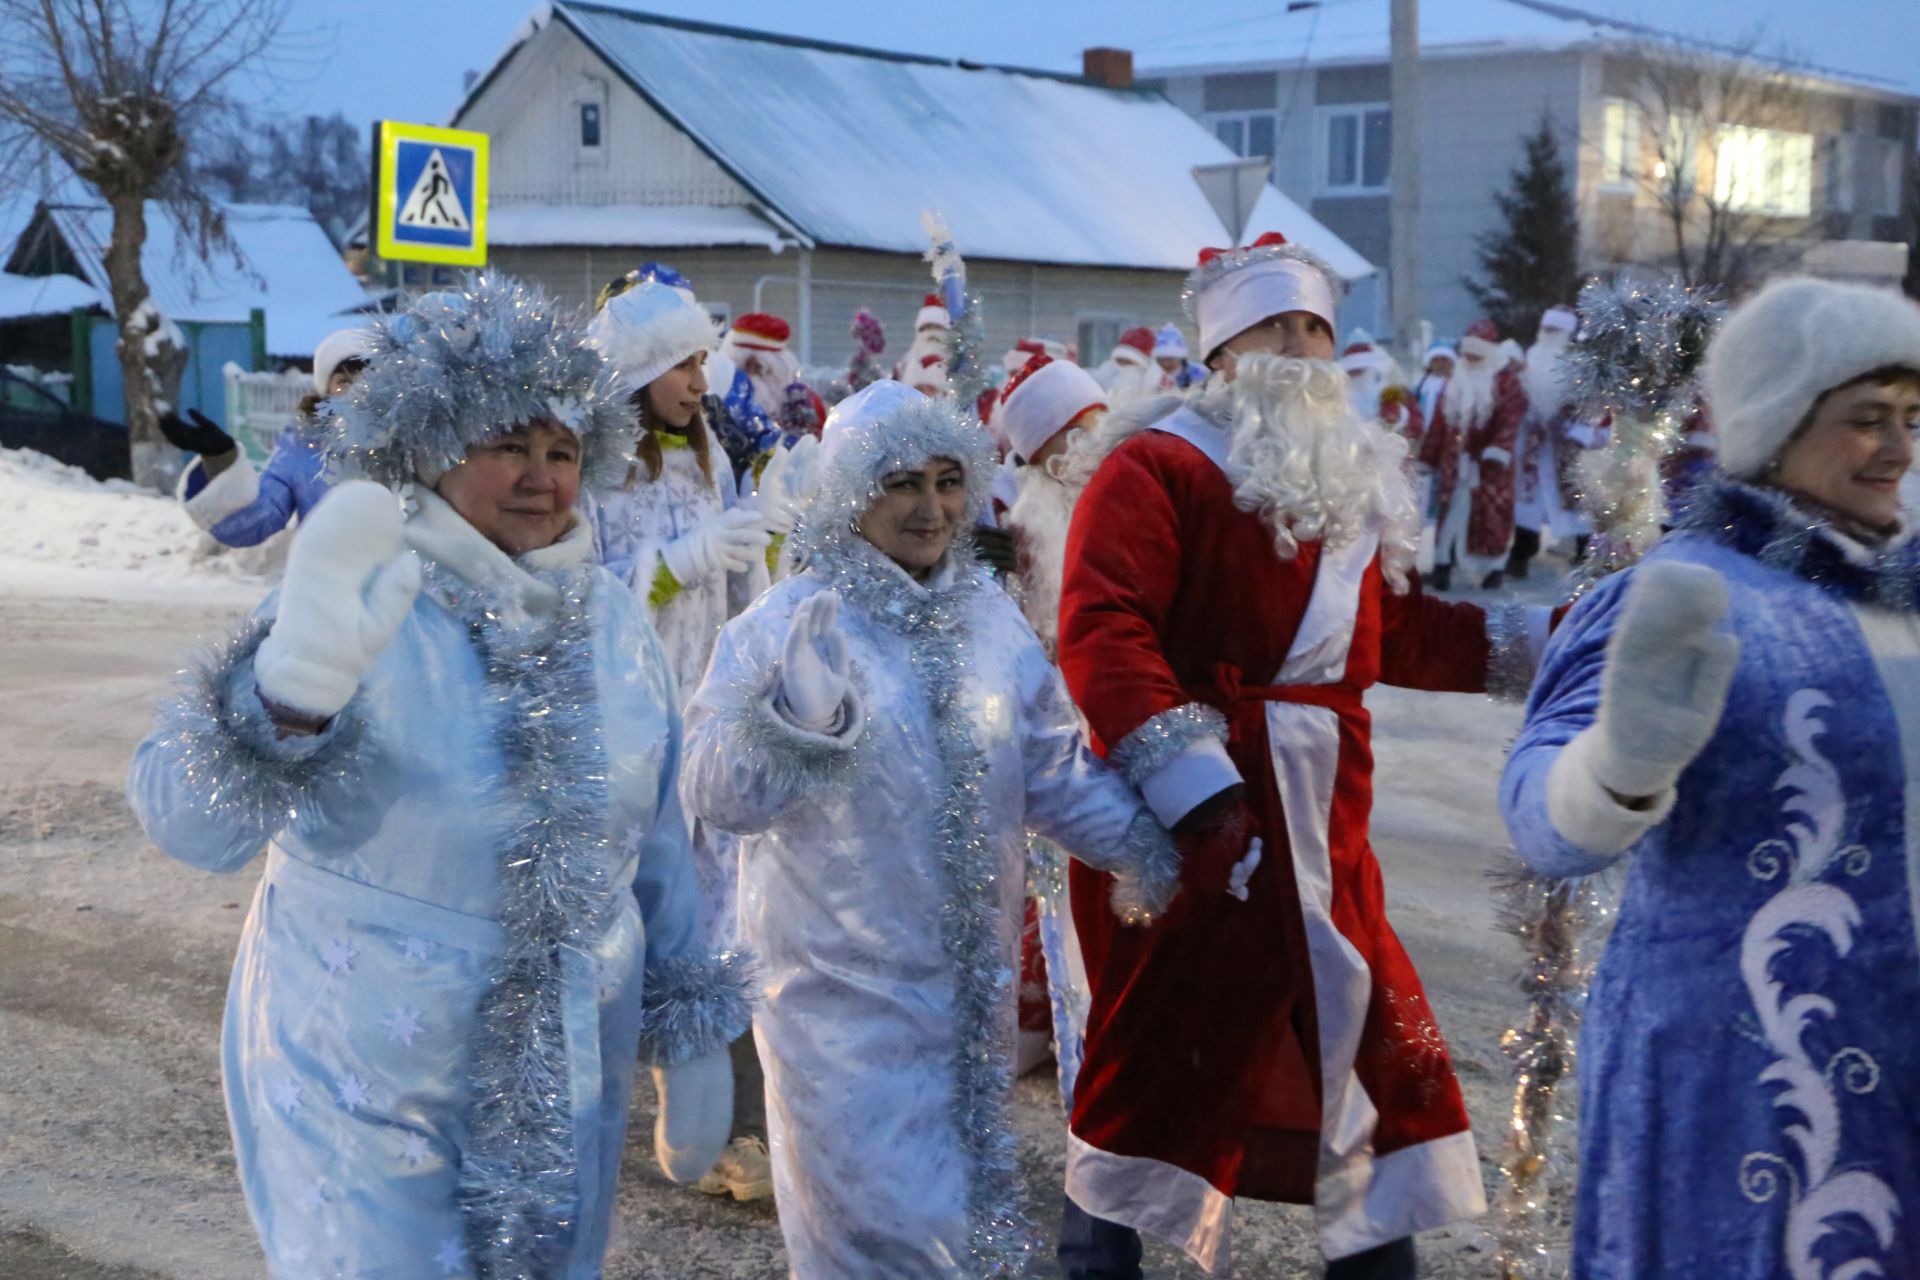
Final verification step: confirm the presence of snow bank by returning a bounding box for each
[0,447,279,594]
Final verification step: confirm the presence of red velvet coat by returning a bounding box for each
[1057,411,1492,1269]
[1418,367,1528,558]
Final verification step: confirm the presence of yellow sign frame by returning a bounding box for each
[374,120,490,267]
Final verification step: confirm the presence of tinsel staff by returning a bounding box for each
[921,210,991,418]
[1489,275,1722,1279]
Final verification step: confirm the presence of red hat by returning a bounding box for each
[730,312,791,351]
[1118,326,1156,356]
[1341,341,1375,358]
[916,293,952,330]
[1185,230,1341,359]
[1460,317,1503,362]
[1002,338,1048,374]
[999,355,1107,462]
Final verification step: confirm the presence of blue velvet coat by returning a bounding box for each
[1503,480,1920,1278]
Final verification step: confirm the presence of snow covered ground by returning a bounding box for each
[0,453,1579,1276]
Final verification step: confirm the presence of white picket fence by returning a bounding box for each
[222,363,309,463]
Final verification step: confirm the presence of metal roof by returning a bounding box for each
[17,202,372,357]
[461,2,1374,278]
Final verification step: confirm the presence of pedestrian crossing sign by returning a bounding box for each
[374,121,489,267]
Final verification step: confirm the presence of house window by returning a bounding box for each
[1600,97,1640,189]
[1215,112,1277,161]
[1320,104,1389,194]
[1076,315,1130,367]
[1821,135,1854,213]
[1877,139,1907,218]
[580,103,602,149]
[1713,125,1813,217]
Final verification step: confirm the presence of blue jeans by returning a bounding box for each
[1056,1197,1417,1279]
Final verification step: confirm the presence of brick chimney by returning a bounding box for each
[1082,47,1134,89]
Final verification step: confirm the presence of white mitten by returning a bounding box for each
[254,481,421,719]
[753,444,795,535]
[779,434,822,511]
[651,1049,733,1184]
[1548,561,1740,852]
[662,507,772,582]
[778,590,850,732]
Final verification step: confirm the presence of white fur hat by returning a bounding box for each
[998,356,1106,463]
[1183,232,1343,363]
[1152,324,1189,360]
[1704,276,1920,479]
[587,280,715,393]
[312,326,375,395]
[1538,305,1579,334]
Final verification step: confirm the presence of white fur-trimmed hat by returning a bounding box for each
[1152,324,1189,360]
[1703,276,1920,479]
[1538,305,1579,334]
[312,326,375,395]
[998,356,1106,463]
[1183,232,1344,363]
[587,280,715,393]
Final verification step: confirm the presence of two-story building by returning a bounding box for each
[1138,0,1917,339]
[449,1,1373,366]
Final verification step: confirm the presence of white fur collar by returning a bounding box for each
[404,487,592,621]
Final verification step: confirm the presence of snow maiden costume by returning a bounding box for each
[127,276,750,1278]
[1502,277,1920,1278]
[681,381,1181,1278]
[1057,236,1546,1276]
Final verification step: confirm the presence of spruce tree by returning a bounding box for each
[1465,115,1582,339]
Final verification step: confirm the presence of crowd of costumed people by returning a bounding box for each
[132,227,1920,1280]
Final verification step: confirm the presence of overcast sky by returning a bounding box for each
[257,0,1919,134]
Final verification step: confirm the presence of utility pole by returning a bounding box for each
[1389,0,1422,357]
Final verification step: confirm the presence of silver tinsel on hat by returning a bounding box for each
[1178,238,1348,323]
[326,272,638,490]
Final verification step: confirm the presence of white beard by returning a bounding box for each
[1523,334,1571,415]
[1440,358,1497,428]
[1196,354,1422,592]
[1348,368,1386,419]
[1007,465,1079,649]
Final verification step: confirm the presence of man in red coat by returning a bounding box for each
[1056,235,1542,1279]
[1417,317,1529,590]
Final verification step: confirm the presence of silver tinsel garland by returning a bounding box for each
[922,211,992,417]
[1107,703,1230,789]
[326,273,637,491]
[448,566,620,1279]
[151,616,375,835]
[1491,275,1720,1277]
[1484,600,1538,704]
[637,949,757,1069]
[1561,277,1723,585]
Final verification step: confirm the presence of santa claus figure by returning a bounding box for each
[1056,233,1543,1280]
[1509,305,1591,578]
[1340,340,1423,445]
[996,354,1113,1084]
[1417,317,1529,590]
[892,292,951,382]
[1094,326,1164,407]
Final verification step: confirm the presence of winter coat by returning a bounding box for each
[126,490,748,1279]
[178,423,330,547]
[681,539,1173,1279]
[1502,478,1920,1279]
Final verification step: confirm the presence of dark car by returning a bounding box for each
[0,369,130,481]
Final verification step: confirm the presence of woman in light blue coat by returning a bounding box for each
[128,275,750,1279]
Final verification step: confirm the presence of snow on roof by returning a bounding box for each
[1137,0,1913,96]
[29,202,372,358]
[488,202,791,250]
[0,271,103,321]
[488,2,1371,278]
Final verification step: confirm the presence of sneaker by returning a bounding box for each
[695,1135,774,1201]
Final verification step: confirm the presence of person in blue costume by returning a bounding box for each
[167,327,372,546]
[1502,276,1920,1279]
[126,274,752,1279]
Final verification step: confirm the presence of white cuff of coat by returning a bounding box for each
[1139,737,1242,829]
[1545,729,1676,857]
[1479,446,1513,468]
[179,450,260,532]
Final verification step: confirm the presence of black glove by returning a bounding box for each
[972,524,1019,576]
[158,408,237,457]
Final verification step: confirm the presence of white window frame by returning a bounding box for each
[574,76,608,169]
[1599,97,1640,191]
[1713,124,1814,217]
[1316,103,1391,196]
[1877,137,1906,219]
[1821,133,1855,214]
[1212,110,1279,161]
[1076,313,1134,368]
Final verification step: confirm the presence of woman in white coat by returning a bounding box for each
[681,380,1181,1278]
[127,276,748,1278]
